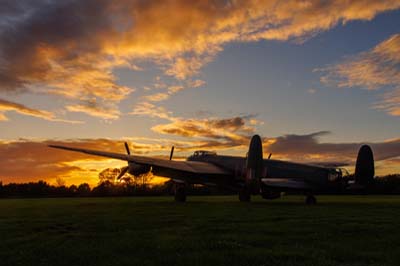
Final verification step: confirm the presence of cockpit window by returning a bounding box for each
[328,168,343,181]
[192,150,217,157]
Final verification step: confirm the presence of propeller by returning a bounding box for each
[117,142,131,180]
[124,142,130,155]
[169,146,175,160]
[268,153,272,159]
[116,166,129,180]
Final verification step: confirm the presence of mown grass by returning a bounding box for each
[0,195,399,266]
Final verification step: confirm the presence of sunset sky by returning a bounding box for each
[1,0,400,186]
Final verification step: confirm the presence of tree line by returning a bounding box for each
[0,168,400,198]
[0,168,210,198]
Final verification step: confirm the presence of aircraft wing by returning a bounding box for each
[261,178,315,190]
[308,161,349,167]
[48,145,230,175]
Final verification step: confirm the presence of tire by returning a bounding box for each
[174,187,186,202]
[239,187,251,202]
[305,195,317,205]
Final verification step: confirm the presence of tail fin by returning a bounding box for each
[354,145,375,186]
[245,135,264,194]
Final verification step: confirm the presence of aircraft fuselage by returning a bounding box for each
[187,154,343,193]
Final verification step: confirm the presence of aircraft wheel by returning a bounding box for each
[174,186,186,202]
[239,187,251,202]
[305,195,317,205]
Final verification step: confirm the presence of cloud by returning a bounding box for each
[0,98,54,121]
[1,0,399,119]
[375,88,400,116]
[142,79,204,104]
[0,139,99,183]
[187,79,206,88]
[319,33,400,116]
[307,88,317,94]
[134,100,260,149]
[130,102,172,120]
[152,115,260,149]
[264,131,400,163]
[0,137,172,185]
[66,99,121,120]
[0,98,81,123]
[142,85,185,102]
[165,56,214,80]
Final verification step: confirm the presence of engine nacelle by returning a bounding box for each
[128,162,151,176]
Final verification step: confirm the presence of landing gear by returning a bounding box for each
[239,187,251,202]
[261,186,281,200]
[174,185,186,202]
[305,194,317,205]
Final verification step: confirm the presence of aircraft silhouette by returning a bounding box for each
[49,135,374,204]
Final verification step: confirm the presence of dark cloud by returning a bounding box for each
[266,131,400,163]
[0,0,132,116]
[152,115,257,145]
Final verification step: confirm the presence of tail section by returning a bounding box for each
[246,134,263,178]
[243,135,264,196]
[354,145,375,187]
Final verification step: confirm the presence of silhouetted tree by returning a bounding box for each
[69,185,78,196]
[139,172,154,188]
[98,168,121,184]
[77,183,91,196]
[55,177,66,187]
[92,180,118,196]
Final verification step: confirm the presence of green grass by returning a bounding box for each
[1,195,400,266]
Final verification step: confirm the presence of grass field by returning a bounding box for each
[1,195,399,266]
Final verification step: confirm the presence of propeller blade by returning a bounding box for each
[169,146,175,160]
[124,142,130,155]
[268,153,272,159]
[116,166,129,180]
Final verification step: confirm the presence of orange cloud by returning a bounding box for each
[153,116,255,139]
[0,98,81,123]
[130,102,172,119]
[319,33,400,116]
[376,88,400,116]
[66,100,121,120]
[132,100,259,148]
[0,137,172,185]
[142,85,187,102]
[141,78,205,103]
[0,98,54,121]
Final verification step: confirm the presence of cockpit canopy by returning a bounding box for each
[328,168,344,181]
[191,150,217,157]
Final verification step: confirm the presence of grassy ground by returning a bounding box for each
[0,195,399,266]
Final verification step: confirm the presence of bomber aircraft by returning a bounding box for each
[49,135,375,204]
